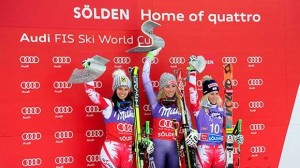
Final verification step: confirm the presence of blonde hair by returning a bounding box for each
[199,93,223,107]
[157,89,183,113]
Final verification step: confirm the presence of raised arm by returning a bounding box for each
[84,81,113,119]
[142,48,162,108]
[84,81,109,109]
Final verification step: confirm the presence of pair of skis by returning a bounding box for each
[223,64,243,168]
[174,56,207,168]
[130,66,151,168]
[175,69,197,168]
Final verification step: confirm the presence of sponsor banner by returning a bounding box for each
[0,0,299,167]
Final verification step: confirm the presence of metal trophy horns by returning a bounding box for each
[68,55,110,84]
[189,55,207,73]
[127,20,165,53]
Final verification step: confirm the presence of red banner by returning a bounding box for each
[0,0,299,167]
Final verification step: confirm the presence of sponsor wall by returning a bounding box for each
[0,0,299,167]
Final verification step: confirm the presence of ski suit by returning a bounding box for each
[85,82,134,168]
[188,71,226,168]
[142,57,182,168]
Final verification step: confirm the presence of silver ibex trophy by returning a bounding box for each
[127,20,165,53]
[68,55,110,84]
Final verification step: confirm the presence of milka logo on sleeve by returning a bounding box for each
[114,110,134,120]
[158,106,179,117]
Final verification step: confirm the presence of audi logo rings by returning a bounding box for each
[232,102,239,109]
[169,57,185,64]
[249,101,264,108]
[94,81,102,88]
[222,57,237,64]
[232,79,238,86]
[20,81,40,89]
[22,158,42,166]
[55,156,74,164]
[117,123,133,132]
[113,57,131,64]
[86,155,101,162]
[20,56,40,64]
[52,56,71,64]
[196,80,203,87]
[151,81,159,88]
[85,106,101,113]
[158,119,173,129]
[86,130,104,138]
[143,104,152,112]
[53,81,72,89]
[250,146,266,153]
[248,79,263,86]
[22,132,42,141]
[250,124,265,131]
[222,79,238,87]
[247,56,262,64]
[54,106,73,114]
[54,131,74,139]
[142,57,159,64]
[21,107,41,115]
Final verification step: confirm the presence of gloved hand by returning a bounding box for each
[234,134,244,144]
[82,58,92,69]
[146,140,154,154]
[187,55,197,71]
[85,81,100,104]
[146,47,162,61]
[185,129,198,148]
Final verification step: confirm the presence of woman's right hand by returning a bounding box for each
[185,129,198,148]
[85,81,100,104]
[82,58,92,69]
[146,47,162,61]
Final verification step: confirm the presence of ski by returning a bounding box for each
[143,121,151,147]
[173,119,182,167]
[223,63,234,168]
[233,119,242,168]
[130,66,144,168]
[141,120,151,166]
[175,69,197,168]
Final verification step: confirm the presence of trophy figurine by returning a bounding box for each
[127,20,165,53]
[68,55,110,84]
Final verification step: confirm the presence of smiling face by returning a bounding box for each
[162,84,177,98]
[116,86,130,100]
[207,91,219,105]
